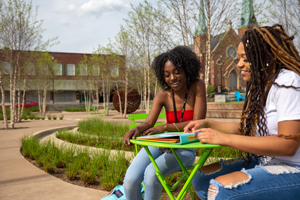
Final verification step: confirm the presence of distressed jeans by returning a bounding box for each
[192,158,300,200]
[123,146,195,200]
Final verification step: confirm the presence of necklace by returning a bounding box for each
[172,86,189,123]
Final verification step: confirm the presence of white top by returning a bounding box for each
[262,69,300,165]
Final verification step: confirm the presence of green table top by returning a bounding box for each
[130,139,222,149]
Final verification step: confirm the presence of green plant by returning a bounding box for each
[207,84,215,94]
[21,136,40,159]
[64,106,86,112]
[23,115,28,120]
[35,116,41,120]
[65,161,79,181]
[41,116,45,120]
[47,115,52,120]
[101,151,131,190]
[29,114,35,120]
[59,115,64,120]
[53,115,57,120]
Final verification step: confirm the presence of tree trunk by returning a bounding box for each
[42,80,47,116]
[116,83,123,118]
[38,89,42,113]
[0,70,8,129]
[19,79,26,120]
[143,51,147,111]
[123,70,128,119]
[204,0,211,92]
[105,79,111,116]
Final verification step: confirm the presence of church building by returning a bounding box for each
[193,0,258,91]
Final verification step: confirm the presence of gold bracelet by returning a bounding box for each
[173,123,180,132]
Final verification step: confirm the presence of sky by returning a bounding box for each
[31,0,158,54]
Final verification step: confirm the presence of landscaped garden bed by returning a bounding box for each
[21,118,241,200]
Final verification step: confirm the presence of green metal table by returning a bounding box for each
[130,139,222,200]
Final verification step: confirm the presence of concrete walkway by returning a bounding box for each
[0,111,129,200]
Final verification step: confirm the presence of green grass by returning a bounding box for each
[55,129,135,152]
[78,118,130,137]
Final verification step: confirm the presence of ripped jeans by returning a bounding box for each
[192,158,300,200]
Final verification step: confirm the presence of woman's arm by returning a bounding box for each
[123,91,164,145]
[197,120,300,157]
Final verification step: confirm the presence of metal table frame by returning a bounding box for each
[130,139,222,200]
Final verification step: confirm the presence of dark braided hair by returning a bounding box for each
[239,24,300,160]
[151,46,201,90]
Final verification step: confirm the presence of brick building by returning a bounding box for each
[193,0,258,91]
[0,50,125,105]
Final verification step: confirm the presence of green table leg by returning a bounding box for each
[177,148,213,200]
[144,147,213,200]
[144,146,175,200]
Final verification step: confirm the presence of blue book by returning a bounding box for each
[136,132,200,144]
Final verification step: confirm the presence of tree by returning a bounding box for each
[267,0,300,50]
[34,52,57,116]
[0,0,57,128]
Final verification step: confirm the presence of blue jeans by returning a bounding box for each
[123,146,195,200]
[192,158,300,200]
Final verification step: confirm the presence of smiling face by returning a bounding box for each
[237,42,251,82]
[163,60,187,91]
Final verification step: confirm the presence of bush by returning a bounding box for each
[207,84,215,94]
[59,115,64,120]
[47,115,52,120]
[53,115,57,120]
[64,106,86,112]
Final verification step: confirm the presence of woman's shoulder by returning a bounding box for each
[190,79,206,93]
[155,89,170,100]
[275,69,300,87]
[190,79,205,87]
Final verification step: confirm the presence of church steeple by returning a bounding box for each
[238,0,258,37]
[195,0,207,36]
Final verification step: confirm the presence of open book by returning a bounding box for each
[136,132,200,144]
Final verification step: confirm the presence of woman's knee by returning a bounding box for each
[207,171,251,200]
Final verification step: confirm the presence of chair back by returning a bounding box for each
[235,91,241,98]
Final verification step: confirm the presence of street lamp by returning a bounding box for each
[216,55,223,93]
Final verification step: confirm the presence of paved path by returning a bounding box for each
[0,111,128,200]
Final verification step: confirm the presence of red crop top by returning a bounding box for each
[165,110,194,124]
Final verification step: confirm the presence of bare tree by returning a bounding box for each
[0,0,57,128]
[267,0,300,49]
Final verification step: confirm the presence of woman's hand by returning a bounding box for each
[196,128,228,145]
[140,125,166,136]
[184,119,207,133]
[123,127,140,146]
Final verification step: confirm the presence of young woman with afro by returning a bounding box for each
[123,45,207,200]
[184,24,300,200]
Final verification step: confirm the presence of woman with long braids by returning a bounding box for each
[123,46,207,200]
[184,24,300,200]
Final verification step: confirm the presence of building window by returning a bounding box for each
[79,64,87,76]
[110,65,120,77]
[54,64,62,76]
[1,62,10,74]
[26,63,35,75]
[67,64,75,76]
[92,65,100,76]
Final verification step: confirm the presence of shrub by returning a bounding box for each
[53,115,57,120]
[47,115,52,120]
[207,84,215,94]
[41,116,45,120]
[64,106,86,112]
[59,115,64,120]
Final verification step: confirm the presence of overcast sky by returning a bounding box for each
[31,0,157,54]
